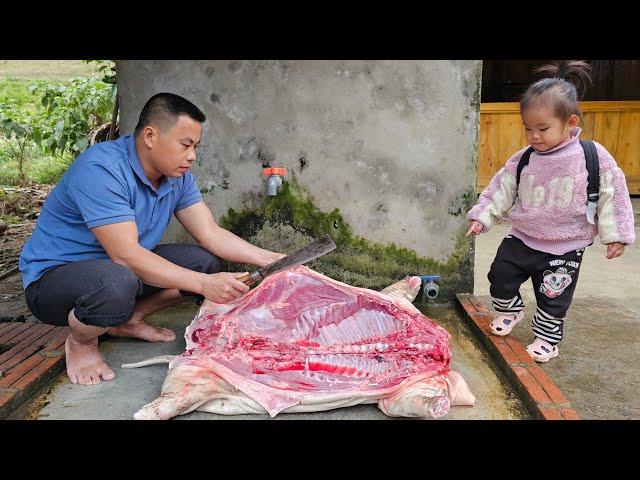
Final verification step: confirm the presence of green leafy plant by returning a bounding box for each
[0,64,116,184]
[83,60,116,85]
[33,77,115,156]
[0,100,43,182]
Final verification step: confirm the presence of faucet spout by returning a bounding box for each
[263,167,287,196]
[266,175,283,196]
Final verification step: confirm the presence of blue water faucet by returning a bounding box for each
[419,275,441,300]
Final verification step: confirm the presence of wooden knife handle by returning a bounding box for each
[237,272,257,286]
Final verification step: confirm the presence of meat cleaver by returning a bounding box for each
[237,234,336,286]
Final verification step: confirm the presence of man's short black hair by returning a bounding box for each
[134,92,206,137]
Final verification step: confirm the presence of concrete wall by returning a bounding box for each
[117,60,481,296]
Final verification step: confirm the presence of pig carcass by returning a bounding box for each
[123,265,475,419]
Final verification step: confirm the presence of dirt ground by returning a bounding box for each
[0,184,53,321]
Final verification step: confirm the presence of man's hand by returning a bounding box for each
[466,220,484,237]
[606,242,626,259]
[200,272,251,304]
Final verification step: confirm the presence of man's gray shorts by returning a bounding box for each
[24,244,222,328]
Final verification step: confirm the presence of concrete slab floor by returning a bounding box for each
[16,302,529,420]
[14,200,639,421]
[473,198,640,419]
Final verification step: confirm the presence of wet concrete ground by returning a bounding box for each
[16,301,529,420]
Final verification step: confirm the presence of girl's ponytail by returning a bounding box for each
[534,60,593,99]
[521,60,593,121]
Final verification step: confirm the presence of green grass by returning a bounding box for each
[0,60,101,80]
[0,78,44,115]
[0,138,73,185]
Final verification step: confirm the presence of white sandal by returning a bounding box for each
[489,311,524,336]
[526,337,559,362]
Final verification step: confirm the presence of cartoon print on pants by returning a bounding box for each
[540,267,575,298]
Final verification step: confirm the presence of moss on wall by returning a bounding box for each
[220,176,475,302]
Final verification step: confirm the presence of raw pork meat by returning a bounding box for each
[124,265,475,419]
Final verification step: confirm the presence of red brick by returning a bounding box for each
[22,323,55,344]
[11,356,63,391]
[0,324,55,365]
[0,328,64,374]
[504,336,535,365]
[539,408,563,420]
[6,323,49,345]
[494,340,519,365]
[0,344,41,373]
[560,408,581,420]
[33,327,64,348]
[42,327,71,351]
[456,295,478,316]
[0,323,33,344]
[466,312,492,335]
[0,389,18,411]
[478,322,493,337]
[0,322,22,335]
[0,343,23,365]
[512,364,552,405]
[0,354,46,388]
[469,298,492,314]
[528,364,569,405]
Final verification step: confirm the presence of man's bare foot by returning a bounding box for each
[106,316,176,342]
[64,335,116,385]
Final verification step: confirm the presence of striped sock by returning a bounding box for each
[532,307,564,345]
[492,295,524,314]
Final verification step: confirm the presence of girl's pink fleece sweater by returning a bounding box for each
[467,128,636,255]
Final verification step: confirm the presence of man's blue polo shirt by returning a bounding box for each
[19,134,203,289]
